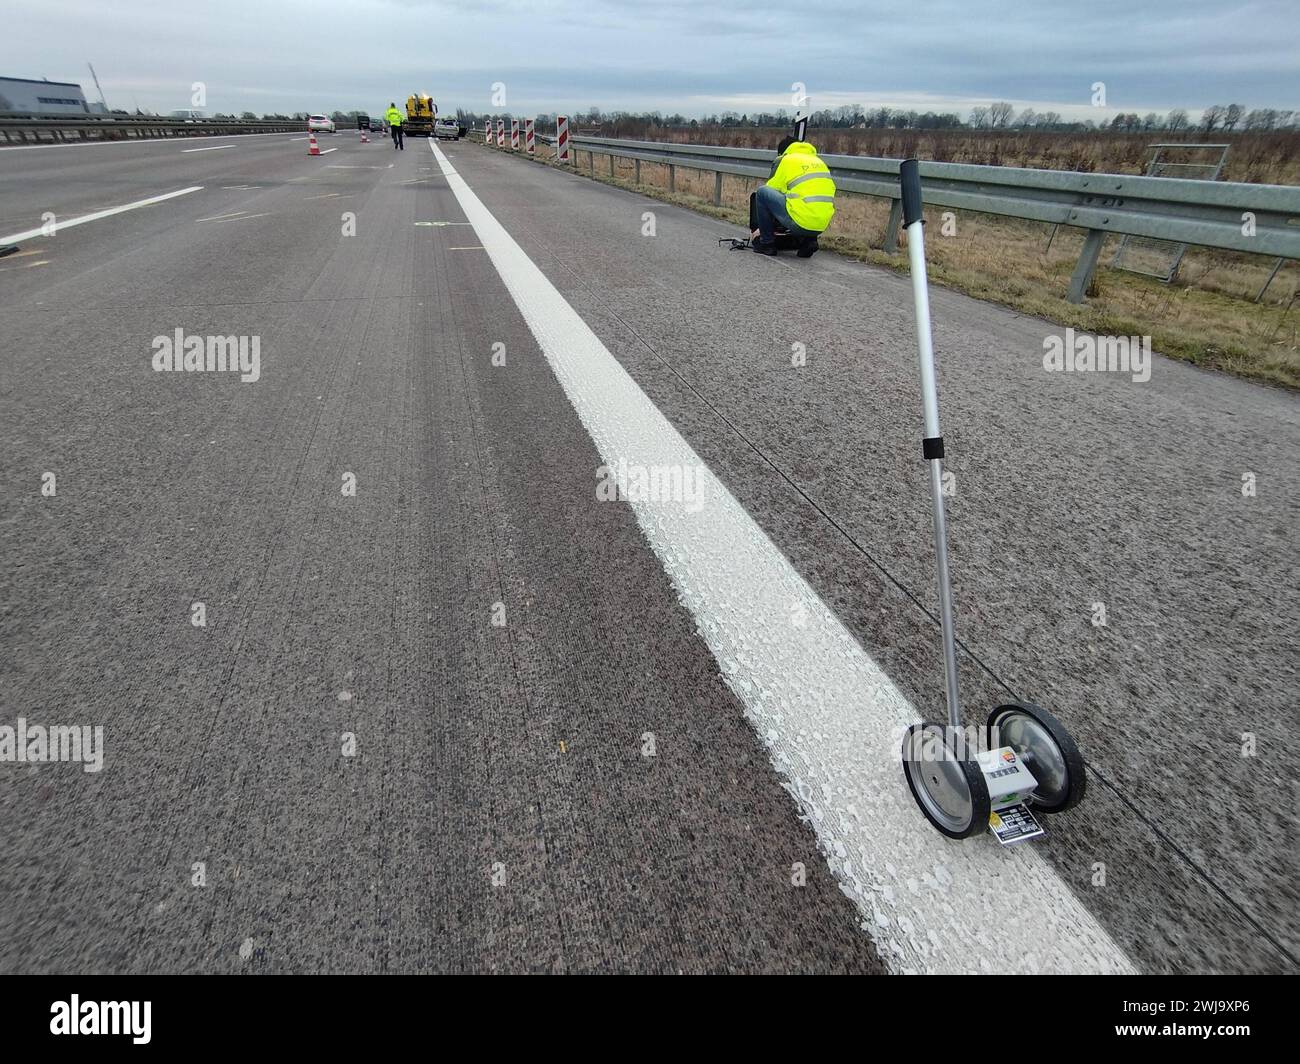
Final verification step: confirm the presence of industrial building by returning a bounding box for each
[0,76,93,114]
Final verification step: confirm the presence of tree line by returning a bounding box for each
[154,102,1298,135]
[452,102,1298,135]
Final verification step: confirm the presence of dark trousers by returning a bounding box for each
[391,125,404,150]
[750,188,816,246]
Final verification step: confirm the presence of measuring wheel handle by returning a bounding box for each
[987,702,1086,815]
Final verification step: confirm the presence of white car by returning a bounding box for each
[307,115,336,134]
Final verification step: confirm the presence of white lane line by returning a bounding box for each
[181,144,235,153]
[428,138,1136,975]
[317,148,338,155]
[0,186,204,244]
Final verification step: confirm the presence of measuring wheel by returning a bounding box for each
[987,702,1086,814]
[901,722,990,839]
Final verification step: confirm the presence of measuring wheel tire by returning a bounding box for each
[987,702,1086,815]
[901,721,990,839]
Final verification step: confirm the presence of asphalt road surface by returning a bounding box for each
[0,129,1295,974]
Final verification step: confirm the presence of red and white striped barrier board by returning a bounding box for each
[525,118,535,155]
[496,118,505,146]
[510,119,519,150]
[556,115,570,163]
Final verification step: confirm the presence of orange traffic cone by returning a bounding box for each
[308,132,321,156]
[360,128,369,144]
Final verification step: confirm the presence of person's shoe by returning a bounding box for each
[751,240,777,256]
[797,236,819,258]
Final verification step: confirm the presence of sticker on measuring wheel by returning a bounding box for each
[989,804,1045,845]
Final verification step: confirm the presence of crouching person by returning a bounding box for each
[751,136,836,257]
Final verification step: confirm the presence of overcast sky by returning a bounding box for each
[6,0,1298,119]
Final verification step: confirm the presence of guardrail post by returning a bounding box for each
[634,159,641,184]
[609,153,614,177]
[713,171,722,206]
[883,199,903,254]
[1256,257,1284,302]
[1067,229,1106,303]
[668,164,676,193]
[589,150,595,174]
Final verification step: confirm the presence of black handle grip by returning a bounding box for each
[900,158,923,227]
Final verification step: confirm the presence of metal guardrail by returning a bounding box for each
[479,129,1300,303]
[0,112,302,145]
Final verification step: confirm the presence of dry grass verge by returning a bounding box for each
[479,138,1300,390]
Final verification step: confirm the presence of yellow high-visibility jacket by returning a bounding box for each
[385,106,403,127]
[766,142,836,232]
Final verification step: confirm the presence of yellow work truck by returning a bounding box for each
[404,93,436,137]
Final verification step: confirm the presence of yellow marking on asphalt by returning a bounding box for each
[0,259,50,271]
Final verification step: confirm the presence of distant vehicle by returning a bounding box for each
[168,109,205,122]
[404,93,436,137]
[356,114,371,131]
[434,117,460,141]
[307,114,336,134]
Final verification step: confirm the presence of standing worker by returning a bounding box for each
[385,101,405,151]
[750,135,836,257]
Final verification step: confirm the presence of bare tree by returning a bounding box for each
[1223,103,1245,131]
[968,106,989,128]
[988,101,1014,128]
[1201,104,1226,132]
[1165,109,1189,133]
[1016,107,1036,128]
